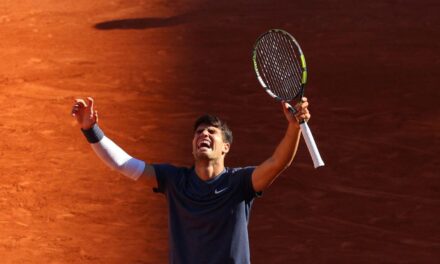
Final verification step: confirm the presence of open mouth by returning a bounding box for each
[197,139,212,150]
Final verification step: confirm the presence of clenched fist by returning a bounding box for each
[71,97,98,130]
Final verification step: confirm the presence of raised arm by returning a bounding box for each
[71,97,156,182]
[251,98,310,192]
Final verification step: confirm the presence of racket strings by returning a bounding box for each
[276,34,304,93]
[271,33,300,99]
[270,33,302,97]
[255,32,305,101]
[266,35,296,99]
[259,37,293,100]
[256,40,290,99]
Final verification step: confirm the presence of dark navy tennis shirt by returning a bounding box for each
[152,164,260,264]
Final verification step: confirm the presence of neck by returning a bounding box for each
[194,158,225,181]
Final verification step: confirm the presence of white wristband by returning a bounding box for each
[90,136,145,180]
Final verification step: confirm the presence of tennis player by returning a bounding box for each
[71,97,310,264]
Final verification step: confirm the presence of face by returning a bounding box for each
[192,124,230,161]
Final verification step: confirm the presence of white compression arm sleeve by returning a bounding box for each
[90,136,145,180]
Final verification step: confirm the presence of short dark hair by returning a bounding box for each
[193,114,233,144]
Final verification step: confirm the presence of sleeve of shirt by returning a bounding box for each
[151,163,178,194]
[236,166,262,201]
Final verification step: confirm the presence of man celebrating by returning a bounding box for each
[71,97,310,264]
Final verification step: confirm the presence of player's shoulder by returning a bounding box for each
[152,163,192,176]
[226,166,256,176]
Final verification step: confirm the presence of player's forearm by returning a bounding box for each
[81,124,145,180]
[270,123,301,170]
[252,123,301,192]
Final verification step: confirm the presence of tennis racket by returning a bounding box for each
[252,29,324,168]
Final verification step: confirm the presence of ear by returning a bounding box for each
[222,142,230,155]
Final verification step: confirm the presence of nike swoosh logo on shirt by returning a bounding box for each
[214,187,229,195]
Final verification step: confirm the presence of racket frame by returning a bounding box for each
[253,29,307,104]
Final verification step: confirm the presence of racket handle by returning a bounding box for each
[299,122,325,168]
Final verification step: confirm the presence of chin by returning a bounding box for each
[195,151,214,161]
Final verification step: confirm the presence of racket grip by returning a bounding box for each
[299,122,324,168]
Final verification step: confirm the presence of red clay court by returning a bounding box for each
[0,0,439,263]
